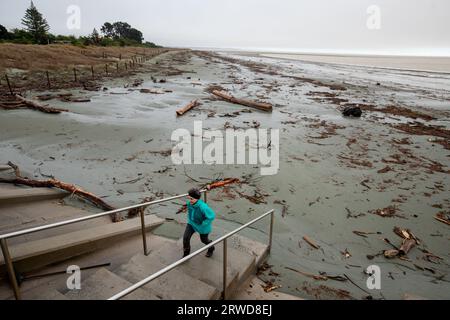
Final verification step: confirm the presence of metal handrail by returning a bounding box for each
[0,189,207,300]
[0,190,205,240]
[109,209,275,300]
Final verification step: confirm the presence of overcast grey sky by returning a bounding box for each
[1,0,449,55]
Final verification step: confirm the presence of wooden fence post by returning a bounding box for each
[5,74,13,95]
[46,71,51,89]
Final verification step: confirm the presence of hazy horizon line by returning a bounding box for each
[185,46,450,58]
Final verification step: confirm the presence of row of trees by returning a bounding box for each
[0,1,159,48]
[0,1,50,44]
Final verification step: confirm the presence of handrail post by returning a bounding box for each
[140,210,148,256]
[222,238,227,300]
[268,211,274,254]
[0,239,21,300]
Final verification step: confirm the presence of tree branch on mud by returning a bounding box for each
[0,162,120,222]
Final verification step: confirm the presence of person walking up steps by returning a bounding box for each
[183,187,216,258]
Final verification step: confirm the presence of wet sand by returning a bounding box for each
[260,53,450,74]
[1,49,449,300]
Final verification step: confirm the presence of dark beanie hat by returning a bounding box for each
[188,188,201,200]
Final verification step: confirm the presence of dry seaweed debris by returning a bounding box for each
[392,122,450,140]
[370,206,405,218]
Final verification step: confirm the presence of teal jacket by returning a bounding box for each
[187,199,216,235]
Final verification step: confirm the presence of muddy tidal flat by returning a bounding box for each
[1,50,450,300]
[260,52,450,73]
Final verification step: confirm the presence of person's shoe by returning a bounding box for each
[205,247,215,258]
[183,250,190,258]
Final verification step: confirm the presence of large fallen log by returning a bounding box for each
[14,95,68,114]
[176,99,200,116]
[212,90,272,112]
[0,162,119,222]
[0,176,120,221]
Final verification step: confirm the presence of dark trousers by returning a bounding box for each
[183,224,215,256]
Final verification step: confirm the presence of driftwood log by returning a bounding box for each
[0,162,119,222]
[60,97,91,103]
[176,100,200,116]
[384,250,400,259]
[399,239,416,256]
[15,95,68,113]
[0,177,115,211]
[208,178,240,190]
[212,90,272,112]
[140,88,172,94]
[303,236,320,250]
[383,238,417,259]
[0,95,69,114]
[435,212,450,226]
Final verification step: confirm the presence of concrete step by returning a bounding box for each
[115,253,221,300]
[0,187,67,205]
[0,200,111,245]
[64,268,160,300]
[19,286,68,300]
[0,215,165,275]
[150,241,240,295]
[177,236,256,286]
[210,226,270,267]
[0,234,176,300]
[226,234,269,267]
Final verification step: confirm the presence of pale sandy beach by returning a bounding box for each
[260,53,450,74]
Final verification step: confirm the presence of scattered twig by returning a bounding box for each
[343,274,371,295]
[303,236,320,250]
